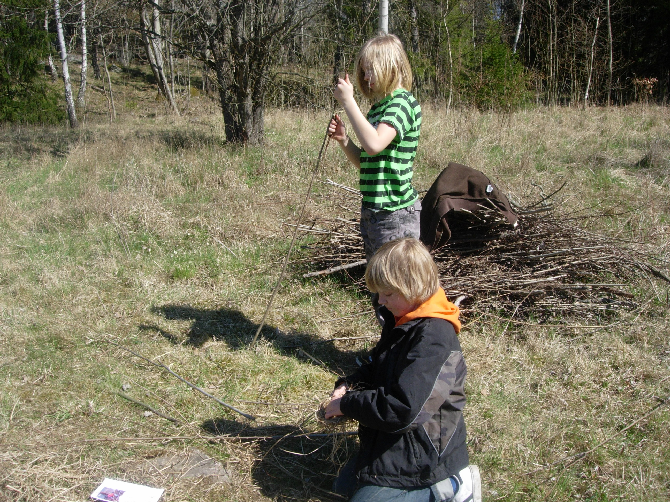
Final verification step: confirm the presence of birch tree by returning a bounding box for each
[140,0,179,114]
[584,15,599,105]
[53,0,78,128]
[77,0,87,108]
[44,9,58,80]
[512,0,525,53]
[379,0,388,33]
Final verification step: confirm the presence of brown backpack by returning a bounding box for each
[420,162,518,251]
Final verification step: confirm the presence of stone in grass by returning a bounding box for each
[140,448,231,484]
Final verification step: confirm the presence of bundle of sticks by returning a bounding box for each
[293,181,668,322]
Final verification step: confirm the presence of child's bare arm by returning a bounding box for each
[334,74,397,155]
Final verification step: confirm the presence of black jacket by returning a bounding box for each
[338,308,469,489]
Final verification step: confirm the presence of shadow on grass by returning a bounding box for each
[139,306,362,500]
[139,304,365,379]
[202,417,356,501]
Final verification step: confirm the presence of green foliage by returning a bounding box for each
[407,52,437,100]
[458,21,530,111]
[0,15,65,124]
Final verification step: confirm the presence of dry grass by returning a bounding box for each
[0,70,669,501]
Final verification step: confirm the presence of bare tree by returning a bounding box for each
[90,23,101,79]
[77,0,88,108]
[605,0,613,106]
[140,0,180,114]
[585,15,599,106]
[44,9,58,80]
[100,33,116,121]
[333,0,345,83]
[181,0,317,144]
[512,0,525,54]
[442,0,454,112]
[409,0,420,53]
[53,0,78,128]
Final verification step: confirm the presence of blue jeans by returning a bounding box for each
[349,484,436,502]
[333,456,458,502]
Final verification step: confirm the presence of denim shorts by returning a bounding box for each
[360,200,421,261]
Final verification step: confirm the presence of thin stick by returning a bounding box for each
[12,431,358,449]
[212,237,238,258]
[303,259,367,278]
[117,392,182,425]
[296,348,339,375]
[110,341,255,421]
[252,117,333,344]
[330,335,377,341]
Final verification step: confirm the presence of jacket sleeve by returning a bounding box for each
[334,361,374,390]
[339,319,463,433]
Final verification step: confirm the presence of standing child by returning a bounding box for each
[325,238,481,502]
[328,33,422,261]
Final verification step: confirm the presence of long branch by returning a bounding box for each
[109,341,255,421]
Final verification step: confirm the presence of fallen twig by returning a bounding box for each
[303,259,367,278]
[9,431,359,449]
[117,392,182,425]
[212,237,239,258]
[109,341,256,421]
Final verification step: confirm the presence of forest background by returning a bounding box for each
[1,0,669,137]
[1,1,670,502]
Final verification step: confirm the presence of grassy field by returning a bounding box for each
[1,69,669,501]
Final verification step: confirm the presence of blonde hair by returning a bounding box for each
[365,238,439,305]
[355,33,413,101]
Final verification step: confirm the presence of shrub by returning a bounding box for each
[459,21,531,111]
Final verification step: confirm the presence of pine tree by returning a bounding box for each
[0,3,65,123]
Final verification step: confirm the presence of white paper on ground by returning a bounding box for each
[90,478,164,502]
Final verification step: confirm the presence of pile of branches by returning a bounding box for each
[295,182,669,323]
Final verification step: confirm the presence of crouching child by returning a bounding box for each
[325,238,481,502]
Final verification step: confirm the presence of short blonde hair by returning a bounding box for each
[355,33,413,101]
[365,238,439,305]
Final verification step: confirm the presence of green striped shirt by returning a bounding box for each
[360,89,422,210]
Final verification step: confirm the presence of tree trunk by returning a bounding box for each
[77,0,87,108]
[210,39,238,142]
[443,1,454,112]
[585,16,600,106]
[44,9,58,80]
[53,0,78,128]
[140,0,180,114]
[606,0,613,106]
[547,0,557,104]
[333,0,344,84]
[91,24,101,79]
[512,0,525,54]
[101,34,116,122]
[379,0,388,34]
[169,0,175,94]
[409,0,419,53]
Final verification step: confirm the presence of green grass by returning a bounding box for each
[0,73,669,501]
